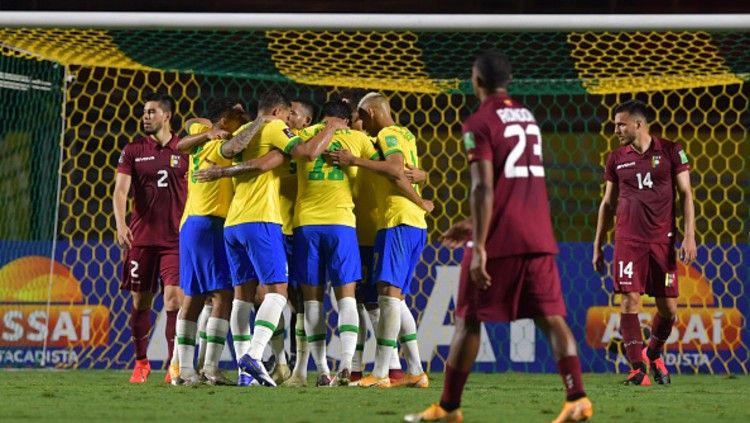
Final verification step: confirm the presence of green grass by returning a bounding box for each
[1,370,748,422]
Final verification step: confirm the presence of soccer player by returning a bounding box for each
[593,99,696,386]
[170,99,254,385]
[194,90,344,387]
[287,100,377,387]
[113,92,187,384]
[329,92,432,389]
[405,50,592,422]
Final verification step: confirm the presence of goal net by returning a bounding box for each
[0,26,747,374]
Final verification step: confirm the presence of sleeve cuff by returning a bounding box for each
[283,136,302,154]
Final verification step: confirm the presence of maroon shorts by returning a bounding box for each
[613,239,678,298]
[456,251,567,322]
[120,247,180,293]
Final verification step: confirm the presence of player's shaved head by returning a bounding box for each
[473,49,512,91]
[357,92,390,112]
[614,99,650,122]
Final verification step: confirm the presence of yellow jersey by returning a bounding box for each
[181,122,234,225]
[224,119,301,227]
[353,142,382,246]
[294,123,379,228]
[278,158,298,236]
[372,125,427,229]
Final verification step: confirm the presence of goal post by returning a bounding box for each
[0,14,747,374]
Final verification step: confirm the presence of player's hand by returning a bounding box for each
[328,149,356,166]
[679,236,697,264]
[592,246,605,274]
[116,224,134,250]
[439,219,472,249]
[194,165,224,182]
[205,128,230,140]
[324,116,348,131]
[405,164,427,183]
[421,199,435,213]
[470,247,491,290]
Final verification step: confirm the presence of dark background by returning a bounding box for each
[2,0,750,13]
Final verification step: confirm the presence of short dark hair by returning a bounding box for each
[614,99,651,121]
[335,88,368,108]
[205,97,243,123]
[143,92,176,114]
[320,100,352,121]
[257,89,291,113]
[291,99,315,120]
[473,49,512,90]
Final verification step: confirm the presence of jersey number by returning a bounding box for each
[503,123,544,178]
[308,141,344,181]
[157,169,168,187]
[130,260,140,279]
[618,260,633,279]
[636,172,653,189]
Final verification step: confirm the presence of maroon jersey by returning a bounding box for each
[462,93,558,258]
[116,134,188,249]
[604,136,690,244]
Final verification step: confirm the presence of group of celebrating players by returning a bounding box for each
[113,49,696,423]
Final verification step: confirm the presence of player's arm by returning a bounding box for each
[288,117,347,161]
[405,163,427,185]
[220,116,269,158]
[112,172,134,249]
[439,218,472,248]
[469,160,493,290]
[592,180,619,274]
[176,126,229,154]
[675,170,696,264]
[193,150,285,182]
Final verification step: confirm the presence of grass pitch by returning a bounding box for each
[1,370,748,422]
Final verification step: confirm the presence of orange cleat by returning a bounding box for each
[391,372,429,388]
[129,359,151,384]
[352,374,391,388]
[551,397,593,423]
[403,403,463,422]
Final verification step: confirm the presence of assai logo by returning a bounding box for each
[0,256,109,350]
[585,263,742,363]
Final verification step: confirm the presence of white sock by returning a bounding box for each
[352,304,369,372]
[373,295,401,378]
[196,304,212,369]
[304,300,329,375]
[390,345,402,371]
[399,300,423,375]
[337,297,358,372]
[204,317,229,373]
[271,313,287,365]
[291,312,309,379]
[248,293,287,360]
[367,308,381,334]
[230,299,254,359]
[176,319,198,376]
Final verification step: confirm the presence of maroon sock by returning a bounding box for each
[131,308,152,360]
[165,310,178,365]
[557,356,586,401]
[647,312,674,360]
[620,313,644,368]
[439,365,470,412]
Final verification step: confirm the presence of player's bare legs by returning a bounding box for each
[332,283,359,385]
[129,291,154,383]
[619,292,649,385]
[302,284,332,386]
[644,296,677,384]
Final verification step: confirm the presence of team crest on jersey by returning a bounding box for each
[665,272,675,287]
[651,155,661,168]
[170,154,181,168]
[384,135,399,147]
[283,127,296,139]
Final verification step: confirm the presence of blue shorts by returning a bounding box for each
[284,234,297,287]
[224,222,288,286]
[355,246,378,305]
[179,216,232,296]
[292,225,361,287]
[373,225,427,294]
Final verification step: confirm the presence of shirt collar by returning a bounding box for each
[626,135,661,155]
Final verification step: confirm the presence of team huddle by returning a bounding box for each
[114,49,696,423]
